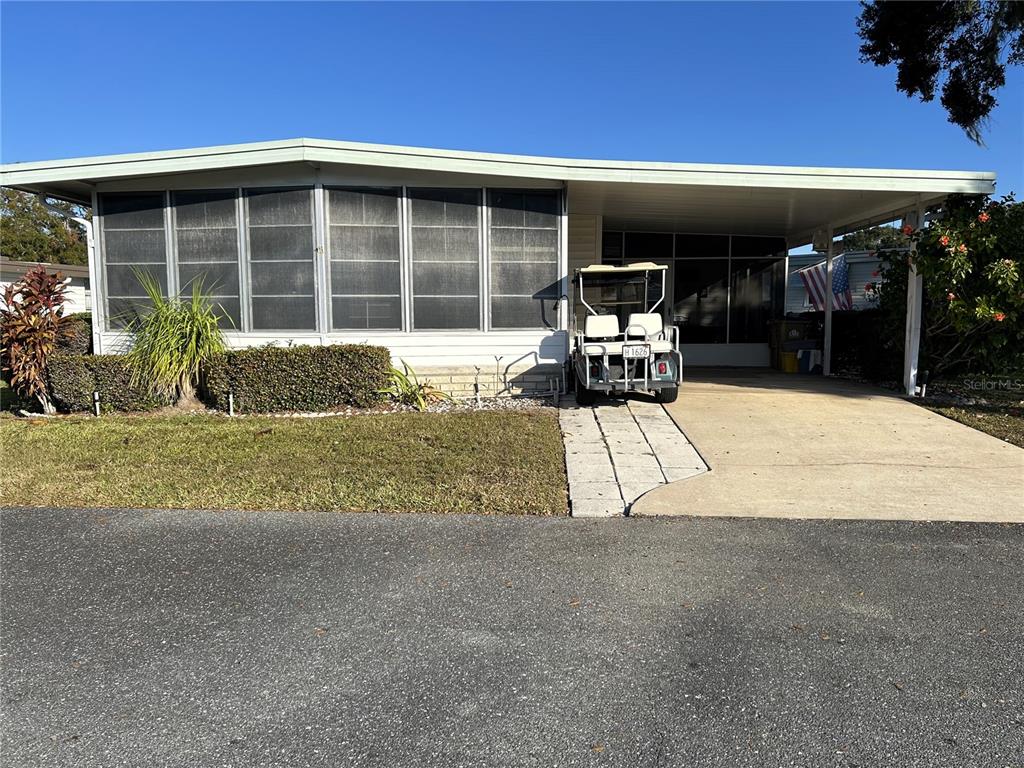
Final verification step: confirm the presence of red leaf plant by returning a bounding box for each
[1,267,68,414]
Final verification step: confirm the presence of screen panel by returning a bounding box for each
[489,190,558,329]
[624,232,672,262]
[671,258,729,343]
[100,192,167,329]
[409,188,481,330]
[729,257,785,343]
[173,190,241,328]
[244,188,315,331]
[327,187,401,330]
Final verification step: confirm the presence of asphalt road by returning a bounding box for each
[2,508,1022,768]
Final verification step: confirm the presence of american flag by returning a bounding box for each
[799,254,854,311]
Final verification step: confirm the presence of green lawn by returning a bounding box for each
[919,376,1024,449]
[0,411,567,515]
[922,401,1024,448]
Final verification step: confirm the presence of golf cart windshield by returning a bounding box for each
[575,263,667,323]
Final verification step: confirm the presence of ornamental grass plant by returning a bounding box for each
[125,273,225,408]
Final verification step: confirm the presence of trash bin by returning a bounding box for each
[770,319,817,370]
[781,352,799,373]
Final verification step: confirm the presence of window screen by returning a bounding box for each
[602,231,624,264]
[489,190,559,328]
[624,232,672,262]
[100,192,167,329]
[327,187,401,330]
[409,188,481,330]
[173,190,240,328]
[244,188,316,330]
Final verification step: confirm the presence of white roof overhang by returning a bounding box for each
[0,137,995,246]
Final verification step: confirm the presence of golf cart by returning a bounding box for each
[570,262,682,405]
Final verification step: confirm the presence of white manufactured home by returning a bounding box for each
[0,138,995,396]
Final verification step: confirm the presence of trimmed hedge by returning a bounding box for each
[203,344,392,413]
[56,313,93,355]
[47,353,169,413]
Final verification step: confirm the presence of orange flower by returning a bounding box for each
[902,223,914,236]
[939,235,950,246]
[993,312,1006,322]
[957,244,968,254]
[978,212,990,223]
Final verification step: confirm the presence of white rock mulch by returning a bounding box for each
[230,396,555,419]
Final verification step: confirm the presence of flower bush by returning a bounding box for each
[875,194,1023,380]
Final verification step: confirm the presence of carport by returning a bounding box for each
[565,162,996,395]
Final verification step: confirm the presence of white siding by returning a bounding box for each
[97,329,569,368]
[567,214,600,329]
[568,214,600,273]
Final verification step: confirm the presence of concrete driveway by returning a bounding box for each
[632,370,1024,522]
[3,507,1023,767]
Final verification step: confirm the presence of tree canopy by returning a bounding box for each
[858,1,1024,144]
[0,188,90,266]
[842,224,909,252]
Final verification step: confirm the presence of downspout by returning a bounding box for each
[37,193,101,354]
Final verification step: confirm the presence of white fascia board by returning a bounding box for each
[1,136,997,196]
[0,141,307,186]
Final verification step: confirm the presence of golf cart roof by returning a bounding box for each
[577,262,668,275]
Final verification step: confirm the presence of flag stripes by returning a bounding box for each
[798,255,854,311]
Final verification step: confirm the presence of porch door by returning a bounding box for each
[668,256,730,344]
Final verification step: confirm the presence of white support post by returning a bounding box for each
[823,228,834,376]
[559,183,570,361]
[79,213,101,354]
[903,206,924,396]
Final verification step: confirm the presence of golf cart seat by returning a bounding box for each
[582,314,623,356]
[626,312,675,353]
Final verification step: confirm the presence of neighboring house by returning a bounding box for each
[0,257,91,315]
[785,250,888,314]
[0,139,995,393]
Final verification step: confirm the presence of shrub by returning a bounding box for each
[126,275,226,405]
[0,266,68,413]
[203,344,392,413]
[57,313,93,355]
[822,308,903,382]
[47,353,169,413]
[378,362,452,411]
[890,194,1024,380]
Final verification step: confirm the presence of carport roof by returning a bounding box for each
[0,137,996,245]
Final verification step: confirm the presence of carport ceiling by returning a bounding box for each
[569,180,983,245]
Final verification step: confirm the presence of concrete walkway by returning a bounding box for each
[632,370,1024,522]
[560,399,708,517]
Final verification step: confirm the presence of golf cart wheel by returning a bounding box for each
[655,386,678,404]
[575,378,597,406]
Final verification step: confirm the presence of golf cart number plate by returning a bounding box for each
[622,344,651,359]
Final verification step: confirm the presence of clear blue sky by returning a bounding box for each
[2,1,1021,194]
